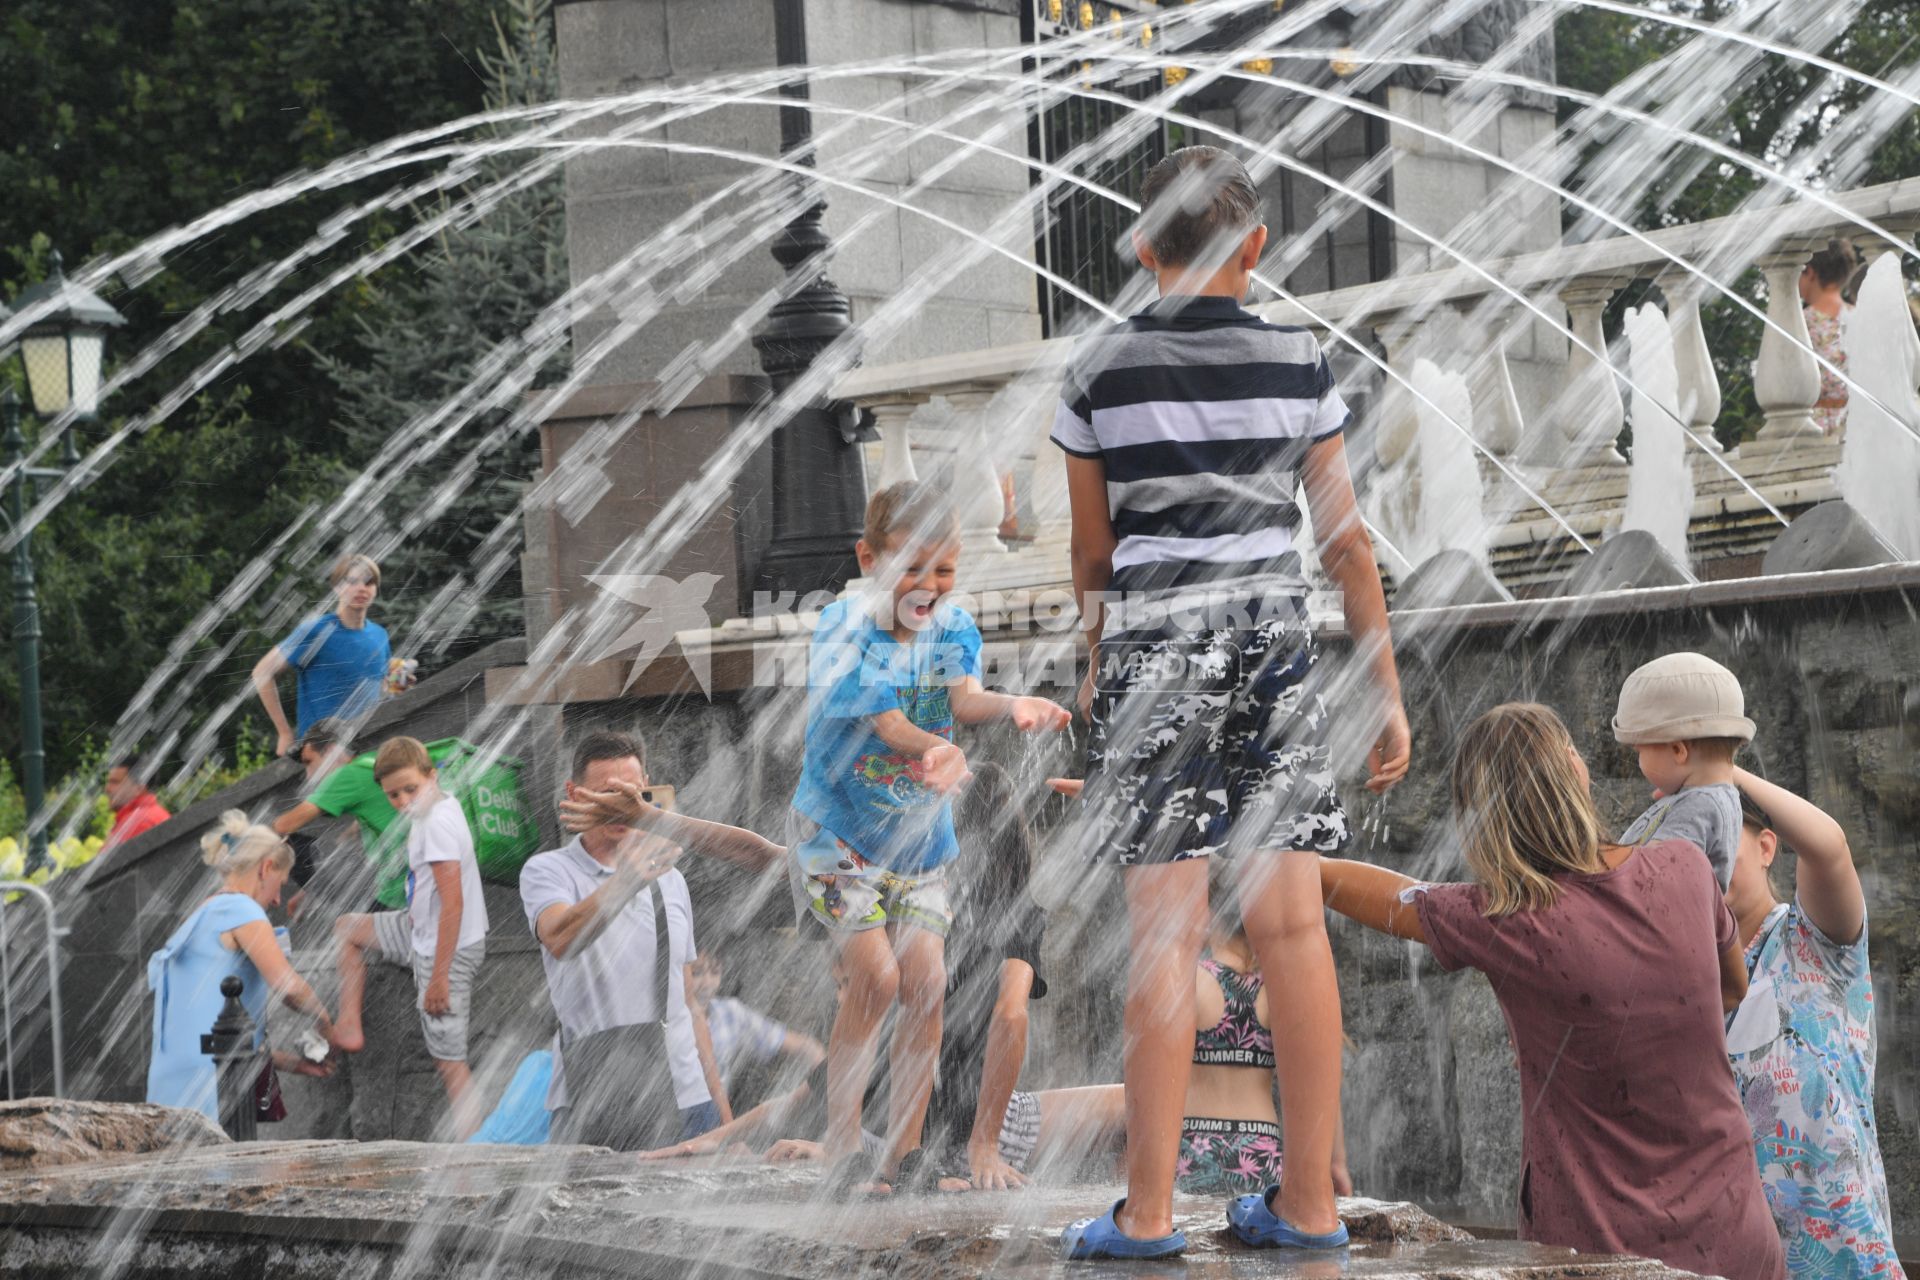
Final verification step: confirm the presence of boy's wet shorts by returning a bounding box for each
[785,811,954,938]
[368,911,483,1062]
[1081,611,1349,867]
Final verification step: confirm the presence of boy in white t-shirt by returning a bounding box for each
[330,735,489,1136]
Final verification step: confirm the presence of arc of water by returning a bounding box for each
[1249,45,1920,269]
[0,0,1317,507]
[89,0,1348,786]
[1082,50,1920,468]
[604,96,1592,553]
[1537,0,1920,116]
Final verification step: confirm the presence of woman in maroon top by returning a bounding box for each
[1319,703,1783,1280]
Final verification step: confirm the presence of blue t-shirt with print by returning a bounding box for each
[278,614,391,736]
[792,597,983,874]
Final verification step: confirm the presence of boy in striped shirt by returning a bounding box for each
[1055,146,1410,1260]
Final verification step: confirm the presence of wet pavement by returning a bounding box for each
[0,1138,1702,1277]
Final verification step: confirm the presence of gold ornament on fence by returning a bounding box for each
[1331,47,1359,76]
[1242,56,1274,75]
[1079,1,1095,29]
[1140,22,1153,46]
[1165,65,1189,86]
[1048,0,1063,23]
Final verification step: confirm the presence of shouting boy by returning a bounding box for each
[791,481,1070,1194]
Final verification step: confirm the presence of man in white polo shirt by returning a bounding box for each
[519,730,731,1148]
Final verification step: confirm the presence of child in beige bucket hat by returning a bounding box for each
[1612,652,1756,889]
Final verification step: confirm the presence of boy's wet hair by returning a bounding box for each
[372,735,434,783]
[330,553,381,588]
[300,718,354,757]
[864,481,960,554]
[1138,145,1261,270]
[571,729,648,781]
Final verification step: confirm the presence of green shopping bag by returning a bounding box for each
[427,738,542,883]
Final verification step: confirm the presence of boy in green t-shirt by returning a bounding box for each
[274,727,463,909]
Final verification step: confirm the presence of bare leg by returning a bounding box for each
[884,925,946,1170]
[1114,859,1209,1241]
[434,1059,481,1140]
[330,914,376,1053]
[1238,849,1342,1234]
[824,929,899,1164]
[1030,1083,1128,1174]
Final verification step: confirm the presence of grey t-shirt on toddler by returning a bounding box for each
[1619,782,1741,889]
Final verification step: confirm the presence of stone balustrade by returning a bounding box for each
[830,175,1920,600]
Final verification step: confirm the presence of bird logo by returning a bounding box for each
[586,572,721,697]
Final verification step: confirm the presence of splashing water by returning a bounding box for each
[1620,303,1692,567]
[1835,256,1920,558]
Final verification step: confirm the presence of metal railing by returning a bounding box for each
[0,881,65,1099]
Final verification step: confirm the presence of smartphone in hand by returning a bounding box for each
[639,784,675,812]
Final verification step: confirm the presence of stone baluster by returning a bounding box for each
[1666,293,1724,453]
[862,395,927,490]
[1447,296,1525,458]
[1556,277,1628,468]
[1370,311,1421,471]
[1751,246,1823,444]
[936,384,1011,558]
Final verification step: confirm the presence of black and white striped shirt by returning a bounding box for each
[1050,295,1350,600]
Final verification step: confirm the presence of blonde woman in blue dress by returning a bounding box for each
[147,811,335,1122]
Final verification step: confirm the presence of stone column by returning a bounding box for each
[1751,248,1823,443]
[1667,293,1724,453]
[862,395,927,490]
[1448,297,1525,458]
[936,385,1010,558]
[1556,278,1628,468]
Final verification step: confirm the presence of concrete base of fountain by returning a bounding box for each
[0,1106,1703,1278]
[1559,529,1696,596]
[1394,550,1515,612]
[1760,499,1903,576]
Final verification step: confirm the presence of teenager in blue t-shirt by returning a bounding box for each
[252,554,396,756]
[788,482,1070,1195]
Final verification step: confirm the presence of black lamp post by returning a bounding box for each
[3,251,127,873]
[748,0,875,603]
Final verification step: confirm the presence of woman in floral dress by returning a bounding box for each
[1725,767,1903,1279]
[1800,240,1859,437]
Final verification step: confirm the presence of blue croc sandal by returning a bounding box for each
[1227,1187,1350,1250]
[1061,1199,1187,1260]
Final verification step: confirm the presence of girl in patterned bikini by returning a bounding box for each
[1043,781,1351,1198]
[1178,857,1352,1198]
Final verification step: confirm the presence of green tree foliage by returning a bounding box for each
[1556,1,1920,445]
[313,0,568,660]
[0,1,505,777]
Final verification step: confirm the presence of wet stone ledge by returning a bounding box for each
[0,1128,1705,1279]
